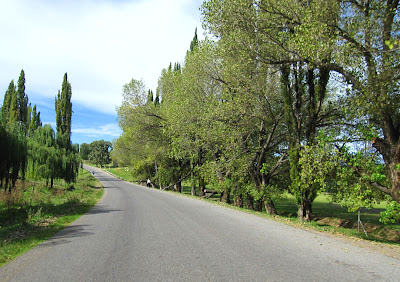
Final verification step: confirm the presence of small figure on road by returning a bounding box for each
[92,171,95,176]
[147,178,151,187]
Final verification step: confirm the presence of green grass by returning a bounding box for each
[0,169,104,267]
[104,166,137,182]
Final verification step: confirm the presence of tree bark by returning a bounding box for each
[246,194,254,210]
[254,199,263,212]
[174,181,182,193]
[199,177,205,197]
[298,200,312,222]
[191,170,196,195]
[191,183,196,196]
[234,194,243,208]
[220,190,231,204]
[373,134,400,203]
[265,197,278,215]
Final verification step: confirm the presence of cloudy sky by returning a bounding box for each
[0,0,204,144]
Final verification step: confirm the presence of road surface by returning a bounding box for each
[1,165,399,281]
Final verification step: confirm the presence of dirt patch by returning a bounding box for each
[315,217,400,241]
[316,217,354,229]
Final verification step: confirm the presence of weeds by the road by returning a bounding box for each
[0,169,103,267]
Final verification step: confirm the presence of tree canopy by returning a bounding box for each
[111,0,400,223]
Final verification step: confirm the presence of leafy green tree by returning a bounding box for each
[28,104,42,137]
[189,28,198,52]
[267,0,400,219]
[27,124,59,188]
[115,79,170,184]
[0,122,27,192]
[8,84,19,124]
[16,69,29,127]
[1,80,16,123]
[54,72,79,184]
[89,140,112,167]
[202,0,342,220]
[80,143,91,160]
[55,73,72,148]
[332,1,400,206]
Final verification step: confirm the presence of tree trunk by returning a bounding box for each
[220,190,230,204]
[51,177,54,189]
[388,162,400,202]
[191,183,196,196]
[373,137,400,202]
[234,194,243,207]
[246,194,254,210]
[199,177,205,197]
[233,184,243,207]
[264,197,278,215]
[174,181,182,193]
[254,199,263,212]
[191,170,196,196]
[298,200,312,222]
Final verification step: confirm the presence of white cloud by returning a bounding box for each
[0,0,204,115]
[72,123,121,138]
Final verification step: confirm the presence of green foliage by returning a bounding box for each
[110,0,400,223]
[16,70,28,127]
[54,73,79,184]
[331,147,387,212]
[80,143,90,160]
[27,125,57,182]
[0,121,28,191]
[55,73,72,140]
[114,78,172,184]
[28,105,41,137]
[89,140,112,167]
[189,28,199,52]
[380,201,400,224]
[1,80,16,124]
[0,169,103,266]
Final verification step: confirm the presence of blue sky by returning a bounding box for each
[0,0,204,144]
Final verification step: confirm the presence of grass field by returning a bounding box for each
[0,169,104,267]
[105,166,137,182]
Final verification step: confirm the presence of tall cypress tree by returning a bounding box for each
[16,69,28,126]
[189,28,199,52]
[2,80,16,123]
[9,88,19,123]
[54,72,78,184]
[55,72,72,143]
[28,104,41,136]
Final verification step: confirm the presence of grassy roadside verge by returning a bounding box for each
[0,169,104,267]
[103,166,137,182]
[106,166,400,245]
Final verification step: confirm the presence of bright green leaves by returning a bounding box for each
[380,201,400,224]
[385,39,399,50]
[89,140,112,167]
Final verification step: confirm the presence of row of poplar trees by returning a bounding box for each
[113,0,400,223]
[1,70,80,192]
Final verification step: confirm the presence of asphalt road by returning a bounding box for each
[1,165,400,281]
